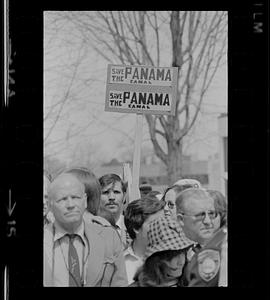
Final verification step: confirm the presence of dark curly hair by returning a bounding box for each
[124,196,165,240]
[134,249,188,286]
[99,173,127,193]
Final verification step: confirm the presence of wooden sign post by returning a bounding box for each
[122,162,132,207]
[130,113,143,201]
[105,64,178,202]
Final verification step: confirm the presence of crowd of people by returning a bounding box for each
[43,167,227,287]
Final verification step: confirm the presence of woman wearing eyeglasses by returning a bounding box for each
[162,178,201,221]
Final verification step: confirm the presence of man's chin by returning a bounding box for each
[201,229,214,239]
[64,213,82,223]
[58,218,82,232]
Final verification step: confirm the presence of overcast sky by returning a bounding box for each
[44,11,227,166]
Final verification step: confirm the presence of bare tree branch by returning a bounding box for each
[44,11,227,183]
[45,47,83,142]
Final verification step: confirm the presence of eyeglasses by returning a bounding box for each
[166,202,175,209]
[178,210,218,222]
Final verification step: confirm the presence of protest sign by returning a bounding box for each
[105,64,178,201]
[105,64,178,115]
[108,65,175,86]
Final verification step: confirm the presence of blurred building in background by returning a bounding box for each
[95,113,227,197]
[95,154,209,190]
[208,113,228,197]
[45,114,227,198]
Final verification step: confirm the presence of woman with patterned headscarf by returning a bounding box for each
[129,215,194,287]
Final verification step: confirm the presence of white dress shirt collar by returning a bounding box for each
[53,221,86,246]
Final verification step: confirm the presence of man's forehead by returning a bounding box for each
[49,173,84,194]
[102,181,122,190]
[183,196,214,212]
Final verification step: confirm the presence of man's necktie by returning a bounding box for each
[67,234,81,287]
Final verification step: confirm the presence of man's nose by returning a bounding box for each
[108,191,115,199]
[66,197,75,207]
[203,212,212,224]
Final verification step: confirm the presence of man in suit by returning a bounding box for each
[183,226,227,287]
[175,188,226,286]
[43,172,128,287]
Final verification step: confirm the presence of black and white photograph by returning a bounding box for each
[1,1,269,298]
[43,11,228,287]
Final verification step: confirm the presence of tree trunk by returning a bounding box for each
[167,139,183,185]
[45,11,227,186]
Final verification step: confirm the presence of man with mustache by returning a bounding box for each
[98,173,128,249]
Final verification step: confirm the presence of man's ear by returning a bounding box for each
[83,193,87,210]
[133,228,139,235]
[177,213,185,227]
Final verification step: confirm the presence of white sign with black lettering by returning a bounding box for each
[109,65,174,87]
[105,64,178,115]
[108,90,172,112]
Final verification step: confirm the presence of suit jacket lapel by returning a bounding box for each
[121,217,127,246]
[116,215,127,247]
[84,223,105,286]
[43,224,54,286]
[44,222,107,287]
